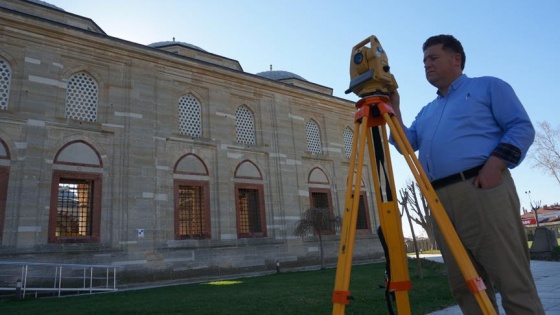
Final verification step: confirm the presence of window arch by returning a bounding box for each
[343,127,354,159]
[178,94,201,137]
[54,140,103,167]
[308,167,329,184]
[305,120,322,154]
[235,105,256,145]
[0,57,12,110]
[49,140,103,243]
[173,153,208,175]
[65,72,99,122]
[234,160,263,180]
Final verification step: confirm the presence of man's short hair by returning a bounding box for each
[423,35,466,70]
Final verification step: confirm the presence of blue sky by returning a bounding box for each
[47,0,560,236]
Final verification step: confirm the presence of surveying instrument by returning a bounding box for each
[331,36,497,315]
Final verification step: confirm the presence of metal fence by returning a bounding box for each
[0,261,117,298]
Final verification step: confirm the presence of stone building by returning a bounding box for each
[0,0,384,284]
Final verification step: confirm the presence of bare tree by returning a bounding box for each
[399,190,423,279]
[531,200,542,227]
[294,207,341,269]
[398,180,437,249]
[528,121,560,186]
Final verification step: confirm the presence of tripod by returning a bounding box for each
[331,95,496,314]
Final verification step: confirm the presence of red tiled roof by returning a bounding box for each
[520,208,560,219]
[521,206,560,225]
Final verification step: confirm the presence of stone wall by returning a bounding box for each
[0,1,388,285]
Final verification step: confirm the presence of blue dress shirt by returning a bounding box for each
[393,74,535,181]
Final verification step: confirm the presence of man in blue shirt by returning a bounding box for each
[390,35,544,314]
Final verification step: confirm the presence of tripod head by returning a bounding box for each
[345,35,398,98]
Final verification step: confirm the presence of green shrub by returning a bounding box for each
[552,245,560,261]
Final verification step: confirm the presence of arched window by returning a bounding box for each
[343,127,354,159]
[0,57,12,110]
[173,153,210,239]
[49,140,103,243]
[307,167,334,234]
[234,160,266,238]
[178,94,201,137]
[65,72,99,122]
[235,105,256,145]
[305,120,322,154]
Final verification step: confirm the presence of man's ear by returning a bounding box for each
[454,53,463,68]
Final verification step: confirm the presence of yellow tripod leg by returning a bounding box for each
[384,112,496,315]
[332,117,370,314]
[367,123,411,314]
[333,100,411,315]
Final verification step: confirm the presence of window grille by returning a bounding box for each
[235,106,256,145]
[178,185,206,238]
[310,191,335,233]
[343,127,354,158]
[178,95,201,137]
[357,195,369,230]
[311,191,329,209]
[65,72,98,122]
[305,121,322,154]
[56,179,94,237]
[238,188,262,236]
[0,58,11,110]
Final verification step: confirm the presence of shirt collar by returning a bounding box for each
[436,74,468,97]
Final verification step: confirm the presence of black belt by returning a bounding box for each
[430,165,484,189]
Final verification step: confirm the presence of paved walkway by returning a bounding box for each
[420,255,560,314]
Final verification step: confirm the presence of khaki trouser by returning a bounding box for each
[433,169,544,315]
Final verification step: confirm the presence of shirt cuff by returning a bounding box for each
[491,143,521,166]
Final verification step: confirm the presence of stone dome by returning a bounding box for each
[256,70,307,81]
[148,41,206,52]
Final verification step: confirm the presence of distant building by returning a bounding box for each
[521,205,560,238]
[0,0,384,284]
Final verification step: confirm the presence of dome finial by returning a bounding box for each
[270,64,272,71]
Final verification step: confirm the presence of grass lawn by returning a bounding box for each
[0,259,454,315]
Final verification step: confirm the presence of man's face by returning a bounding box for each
[423,44,462,91]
